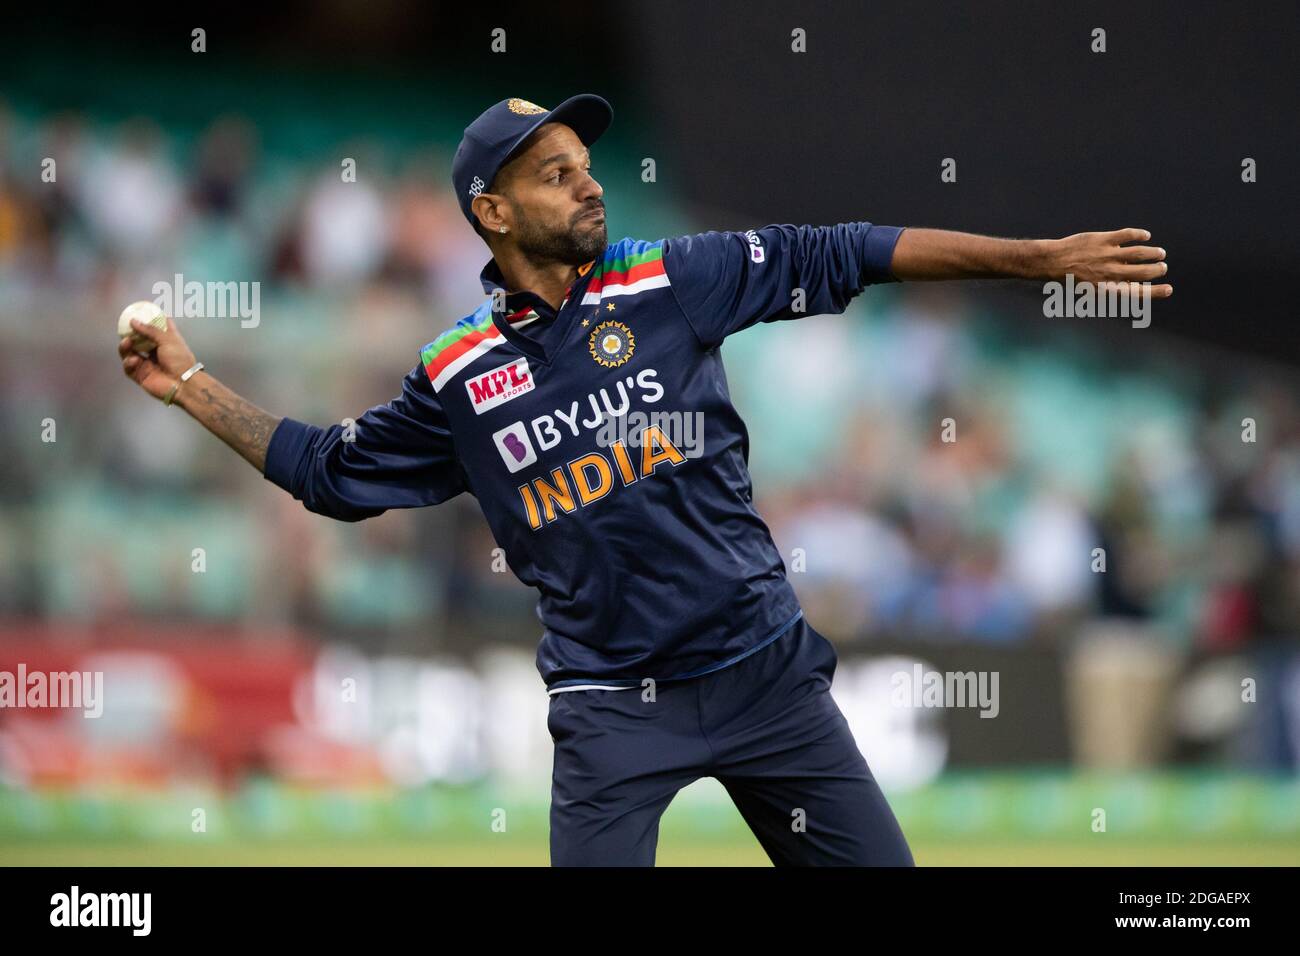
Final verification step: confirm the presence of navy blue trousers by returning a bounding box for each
[547,616,915,866]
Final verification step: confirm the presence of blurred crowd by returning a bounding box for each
[1,102,1298,674]
[743,288,1300,655]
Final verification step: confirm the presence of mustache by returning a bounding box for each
[576,204,606,221]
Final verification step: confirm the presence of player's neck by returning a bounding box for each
[492,249,581,313]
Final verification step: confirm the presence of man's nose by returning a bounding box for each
[576,171,603,202]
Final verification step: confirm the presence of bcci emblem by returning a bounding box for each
[588,320,635,368]
[507,98,547,115]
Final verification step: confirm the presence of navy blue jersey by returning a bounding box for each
[264,222,903,691]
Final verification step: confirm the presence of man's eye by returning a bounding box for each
[547,165,590,185]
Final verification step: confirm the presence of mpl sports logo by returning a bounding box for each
[744,229,765,263]
[466,357,534,414]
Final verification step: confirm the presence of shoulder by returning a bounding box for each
[591,237,668,291]
[659,227,772,273]
[419,299,498,392]
[600,236,665,270]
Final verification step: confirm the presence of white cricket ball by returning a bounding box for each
[117,301,168,353]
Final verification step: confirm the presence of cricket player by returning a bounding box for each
[118,94,1172,866]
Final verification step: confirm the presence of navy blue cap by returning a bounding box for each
[451,95,613,232]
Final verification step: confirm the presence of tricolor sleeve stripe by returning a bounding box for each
[422,306,503,391]
[421,304,542,392]
[581,241,668,304]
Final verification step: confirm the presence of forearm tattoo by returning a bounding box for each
[192,383,282,473]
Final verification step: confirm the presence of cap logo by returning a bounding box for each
[507,98,547,115]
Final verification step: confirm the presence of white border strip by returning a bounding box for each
[547,684,638,695]
[580,272,670,305]
[430,315,538,392]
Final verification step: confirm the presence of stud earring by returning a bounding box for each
[499,226,508,234]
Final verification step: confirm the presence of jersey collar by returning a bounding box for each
[478,256,599,365]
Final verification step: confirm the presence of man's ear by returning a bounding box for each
[473,192,510,235]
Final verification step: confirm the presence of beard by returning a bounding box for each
[513,204,607,265]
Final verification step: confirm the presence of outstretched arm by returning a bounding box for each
[117,315,467,521]
[889,227,1172,297]
[118,317,280,472]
